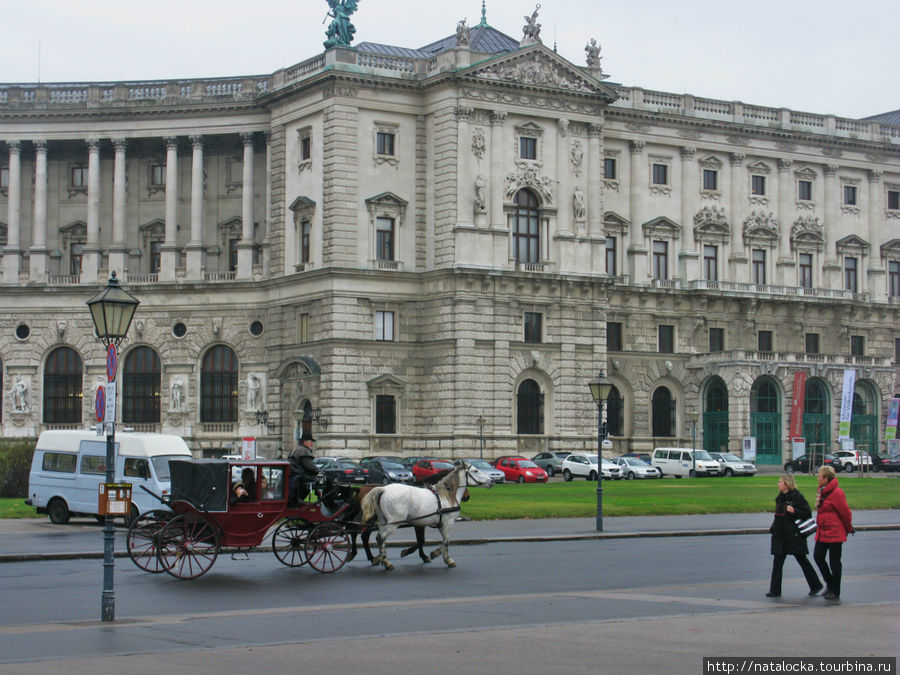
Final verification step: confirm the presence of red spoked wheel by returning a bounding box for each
[272,519,310,567]
[304,523,352,574]
[126,509,174,574]
[157,513,220,579]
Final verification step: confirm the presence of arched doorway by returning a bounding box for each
[851,381,878,458]
[751,376,781,465]
[200,345,238,423]
[606,386,623,437]
[516,379,543,434]
[802,378,830,460]
[703,377,729,453]
[43,346,83,424]
[651,386,674,437]
[122,346,161,424]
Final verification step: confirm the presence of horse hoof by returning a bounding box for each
[446,560,456,568]
[429,550,441,561]
[422,557,431,564]
[384,562,394,571]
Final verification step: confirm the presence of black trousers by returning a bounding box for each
[769,553,821,595]
[813,541,843,597]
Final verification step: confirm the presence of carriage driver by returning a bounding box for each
[288,429,319,504]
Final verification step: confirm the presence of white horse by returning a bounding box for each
[360,460,494,570]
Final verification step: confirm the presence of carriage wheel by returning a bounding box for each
[126,509,174,574]
[304,523,352,574]
[157,513,219,580]
[272,519,310,567]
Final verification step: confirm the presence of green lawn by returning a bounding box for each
[5,475,897,521]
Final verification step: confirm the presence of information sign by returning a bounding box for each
[105,381,117,426]
[242,437,256,460]
[98,483,132,516]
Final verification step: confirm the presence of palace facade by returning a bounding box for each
[1,9,898,464]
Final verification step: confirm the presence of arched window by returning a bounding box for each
[703,377,729,453]
[43,347,83,424]
[851,381,878,457]
[200,345,238,423]
[606,386,623,437]
[751,376,781,464]
[122,347,161,424]
[512,189,540,264]
[651,387,674,437]
[803,378,830,455]
[516,378,543,435]
[805,378,828,415]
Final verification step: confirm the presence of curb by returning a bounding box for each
[1,523,897,564]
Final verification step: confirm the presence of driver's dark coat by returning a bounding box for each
[288,444,318,479]
[769,488,812,556]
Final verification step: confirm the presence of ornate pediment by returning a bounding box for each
[794,166,817,180]
[747,160,771,175]
[742,211,779,246]
[881,239,900,260]
[464,46,617,101]
[693,206,729,243]
[504,165,555,204]
[367,373,407,394]
[642,216,681,240]
[603,211,630,235]
[365,192,408,222]
[790,215,824,251]
[138,218,165,237]
[835,234,870,256]
[699,155,722,169]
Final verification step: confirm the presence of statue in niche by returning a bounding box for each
[323,0,359,49]
[170,378,184,412]
[522,4,542,42]
[9,375,28,412]
[573,187,586,220]
[474,175,487,213]
[247,373,262,411]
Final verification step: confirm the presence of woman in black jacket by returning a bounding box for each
[767,474,823,597]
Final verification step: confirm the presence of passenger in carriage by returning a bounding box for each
[231,467,256,503]
[288,430,319,505]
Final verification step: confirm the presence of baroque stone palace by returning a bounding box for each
[1,9,898,464]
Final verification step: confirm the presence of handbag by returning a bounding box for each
[795,517,817,537]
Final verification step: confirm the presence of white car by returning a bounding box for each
[561,453,621,481]
[832,450,873,473]
[708,452,757,477]
[614,456,661,479]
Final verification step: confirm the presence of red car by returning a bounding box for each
[411,459,455,482]
[493,457,548,483]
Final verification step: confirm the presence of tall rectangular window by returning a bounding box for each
[149,241,162,274]
[71,166,87,188]
[375,310,394,341]
[751,175,766,195]
[895,337,900,364]
[703,245,718,281]
[709,327,724,352]
[758,330,773,353]
[605,236,616,275]
[524,312,542,343]
[806,333,820,354]
[652,240,668,280]
[798,180,812,201]
[658,325,674,353]
[70,243,83,276]
[850,335,864,356]
[799,252,813,289]
[652,163,668,185]
[298,313,309,343]
[300,136,311,161]
[519,137,537,160]
[376,394,396,434]
[607,322,623,351]
[376,217,395,262]
[376,131,395,156]
[702,169,718,191]
[843,185,857,206]
[888,190,900,210]
[844,257,858,293]
[752,249,766,285]
[889,260,900,297]
[0,167,8,188]
[603,157,617,180]
[228,238,239,272]
[150,164,166,187]
[300,220,310,264]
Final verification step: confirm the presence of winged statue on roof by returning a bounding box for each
[324,0,359,48]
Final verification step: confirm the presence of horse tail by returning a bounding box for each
[360,486,385,522]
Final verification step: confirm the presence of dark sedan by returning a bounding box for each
[365,459,414,484]
[783,453,843,474]
[312,458,370,484]
[872,453,900,472]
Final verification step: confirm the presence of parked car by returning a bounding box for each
[493,457,549,483]
[872,453,900,472]
[531,451,571,477]
[651,447,721,478]
[411,459,455,482]
[403,456,440,470]
[561,453,621,481]
[614,456,661,479]
[365,459,414,484]
[358,455,405,469]
[455,458,506,484]
[832,450,873,473]
[312,458,369,484]
[708,452,757,477]
[783,454,843,474]
[620,452,652,464]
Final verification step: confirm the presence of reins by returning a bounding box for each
[380,464,470,527]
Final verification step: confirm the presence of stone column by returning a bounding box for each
[489,111,507,232]
[822,164,840,289]
[866,170,884,297]
[81,139,102,283]
[628,141,647,281]
[456,107,474,228]
[2,141,22,283]
[160,137,179,281]
[728,153,745,252]
[29,140,49,281]
[108,138,128,276]
[587,122,604,237]
[777,158,794,261]
[680,146,698,280]
[185,135,205,280]
[262,132,272,275]
[237,132,255,280]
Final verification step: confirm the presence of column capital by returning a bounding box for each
[867,169,882,183]
[33,139,48,153]
[7,140,22,154]
[777,158,793,173]
[823,163,839,176]
[680,146,696,160]
[454,106,474,121]
[629,140,645,154]
[86,138,102,152]
[240,131,254,146]
[490,110,507,125]
[164,136,179,150]
[729,152,745,166]
[190,135,204,149]
[588,121,604,136]
[112,138,127,152]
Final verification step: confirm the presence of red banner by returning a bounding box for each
[789,371,807,439]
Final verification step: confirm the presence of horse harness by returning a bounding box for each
[380,464,485,527]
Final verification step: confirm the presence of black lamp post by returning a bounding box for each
[688,407,698,477]
[476,415,486,459]
[589,372,613,532]
[86,271,139,623]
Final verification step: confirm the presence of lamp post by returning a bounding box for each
[688,407,698,477]
[589,372,613,532]
[86,271,139,623]
[255,409,269,427]
[476,415,486,459]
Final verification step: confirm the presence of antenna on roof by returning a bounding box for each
[479,0,487,26]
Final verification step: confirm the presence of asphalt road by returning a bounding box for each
[1,530,897,673]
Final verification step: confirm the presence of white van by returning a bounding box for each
[651,447,721,478]
[26,430,193,524]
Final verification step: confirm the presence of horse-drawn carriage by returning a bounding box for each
[126,457,494,579]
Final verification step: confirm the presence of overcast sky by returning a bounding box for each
[3,0,895,120]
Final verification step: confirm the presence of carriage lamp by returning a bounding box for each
[589,372,613,532]
[87,272,140,623]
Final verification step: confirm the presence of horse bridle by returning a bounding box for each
[461,463,491,488]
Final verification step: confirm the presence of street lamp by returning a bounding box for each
[476,415,486,459]
[589,372,613,532]
[86,271,139,623]
[688,407,698,478]
[255,409,269,427]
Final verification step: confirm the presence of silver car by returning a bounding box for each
[456,458,506,485]
[531,451,571,477]
[614,456,661,479]
[708,452,757,477]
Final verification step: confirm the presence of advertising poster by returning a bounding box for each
[838,369,856,439]
[742,436,757,461]
[885,397,900,442]
[242,437,256,460]
[789,371,807,440]
[792,437,806,459]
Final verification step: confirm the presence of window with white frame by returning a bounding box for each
[289,195,316,271]
[365,192,407,267]
[752,249,766,285]
[649,155,672,195]
[703,245,718,281]
[799,252,813,289]
[150,163,166,188]
[514,122,543,165]
[375,310,395,341]
[652,163,668,185]
[843,185,857,206]
[0,166,8,191]
[702,169,718,191]
[376,217,394,262]
[297,126,312,171]
[603,157,617,181]
[751,174,766,196]
[888,188,900,211]
[373,122,399,166]
[652,240,668,280]
[844,256,858,293]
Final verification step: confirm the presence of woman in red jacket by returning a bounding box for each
[814,465,853,600]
